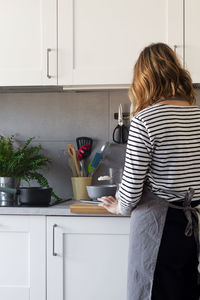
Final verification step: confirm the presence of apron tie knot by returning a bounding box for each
[183,187,195,207]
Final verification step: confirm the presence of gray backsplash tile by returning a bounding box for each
[0,88,199,200]
[0,90,127,199]
[0,91,109,141]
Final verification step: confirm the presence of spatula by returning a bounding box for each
[76,137,93,176]
[76,137,93,154]
[77,144,91,161]
[77,144,91,176]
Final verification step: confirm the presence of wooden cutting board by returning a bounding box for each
[70,202,112,214]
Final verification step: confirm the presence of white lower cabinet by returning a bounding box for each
[0,215,46,300]
[47,216,130,300]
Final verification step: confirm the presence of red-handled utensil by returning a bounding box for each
[77,144,91,161]
[76,137,93,176]
[76,137,93,151]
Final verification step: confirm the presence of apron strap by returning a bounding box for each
[168,187,195,236]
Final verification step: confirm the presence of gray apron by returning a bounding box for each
[127,185,200,300]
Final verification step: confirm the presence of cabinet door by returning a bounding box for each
[185,0,200,83]
[0,0,57,86]
[47,216,130,300]
[0,215,46,300]
[58,0,183,86]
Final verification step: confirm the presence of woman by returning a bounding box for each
[98,43,200,300]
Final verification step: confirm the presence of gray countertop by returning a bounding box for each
[0,200,126,217]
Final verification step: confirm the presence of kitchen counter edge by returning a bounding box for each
[0,200,129,217]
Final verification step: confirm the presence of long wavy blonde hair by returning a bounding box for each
[129,43,196,115]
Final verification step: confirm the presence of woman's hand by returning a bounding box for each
[97,196,120,215]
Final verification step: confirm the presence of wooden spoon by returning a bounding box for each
[67,156,77,177]
[67,144,81,177]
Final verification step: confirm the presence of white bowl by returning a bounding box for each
[86,184,117,201]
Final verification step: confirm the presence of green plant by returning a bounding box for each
[0,136,61,202]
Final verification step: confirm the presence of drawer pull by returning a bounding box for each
[47,48,52,79]
[53,224,58,256]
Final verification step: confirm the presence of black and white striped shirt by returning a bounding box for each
[118,104,200,215]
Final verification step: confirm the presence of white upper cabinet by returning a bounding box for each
[0,0,186,87]
[58,0,183,86]
[184,0,200,83]
[0,0,57,86]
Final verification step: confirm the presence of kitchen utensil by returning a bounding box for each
[68,156,78,177]
[76,137,93,152]
[77,144,91,161]
[88,152,102,173]
[86,184,117,201]
[88,142,109,175]
[77,144,91,176]
[113,104,129,144]
[0,186,52,206]
[67,144,81,177]
[76,137,93,176]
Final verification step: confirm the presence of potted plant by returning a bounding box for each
[0,135,61,205]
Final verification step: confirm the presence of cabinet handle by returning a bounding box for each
[47,48,52,79]
[53,224,58,256]
[174,45,177,53]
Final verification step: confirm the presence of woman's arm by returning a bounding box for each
[118,116,152,215]
[99,117,152,215]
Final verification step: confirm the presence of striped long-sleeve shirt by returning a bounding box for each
[118,104,200,215]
